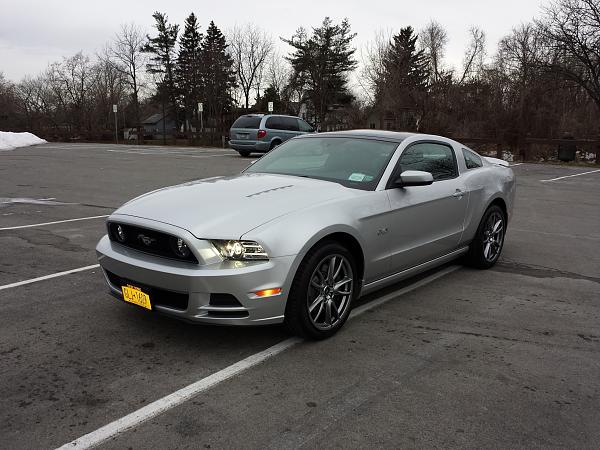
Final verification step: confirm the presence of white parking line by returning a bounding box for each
[56,265,459,450]
[509,163,523,167]
[540,169,600,182]
[0,215,109,231]
[106,149,231,158]
[0,264,100,291]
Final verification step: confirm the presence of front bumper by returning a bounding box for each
[96,235,295,325]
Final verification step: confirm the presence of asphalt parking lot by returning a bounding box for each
[1,143,599,449]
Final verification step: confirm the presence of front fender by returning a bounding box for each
[240,199,373,300]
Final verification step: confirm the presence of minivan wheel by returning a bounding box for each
[465,205,506,269]
[238,150,251,157]
[284,242,357,340]
[269,140,281,151]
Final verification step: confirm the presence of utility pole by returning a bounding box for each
[113,104,118,144]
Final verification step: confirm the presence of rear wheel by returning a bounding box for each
[465,205,506,269]
[269,140,281,151]
[238,150,251,157]
[285,242,357,340]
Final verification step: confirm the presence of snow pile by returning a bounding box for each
[0,132,47,151]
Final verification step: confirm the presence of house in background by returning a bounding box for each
[142,113,176,140]
[366,107,421,132]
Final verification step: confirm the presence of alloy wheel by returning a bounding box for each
[306,254,354,330]
[482,211,504,262]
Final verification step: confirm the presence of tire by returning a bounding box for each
[284,242,358,340]
[464,204,506,269]
[269,140,281,151]
[238,150,251,157]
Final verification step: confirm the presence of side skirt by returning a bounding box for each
[360,247,469,296]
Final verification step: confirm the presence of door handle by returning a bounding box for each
[452,189,464,198]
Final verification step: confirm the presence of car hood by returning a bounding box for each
[112,173,354,239]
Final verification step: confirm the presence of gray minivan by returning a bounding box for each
[229,114,315,157]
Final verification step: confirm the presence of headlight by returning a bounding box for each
[211,240,269,261]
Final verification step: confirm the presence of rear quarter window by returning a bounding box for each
[463,148,483,169]
[232,116,262,129]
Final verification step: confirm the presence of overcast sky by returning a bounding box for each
[1,0,546,82]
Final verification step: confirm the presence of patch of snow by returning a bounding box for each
[0,131,47,151]
[0,197,73,207]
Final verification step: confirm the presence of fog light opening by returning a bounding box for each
[254,288,282,298]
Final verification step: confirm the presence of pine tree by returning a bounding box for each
[377,26,429,130]
[257,84,282,112]
[283,18,357,128]
[200,21,236,140]
[176,13,203,136]
[382,27,429,93]
[142,12,179,138]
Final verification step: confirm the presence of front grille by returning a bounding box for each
[105,270,189,311]
[107,222,198,264]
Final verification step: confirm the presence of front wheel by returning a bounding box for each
[285,242,357,340]
[238,150,251,157]
[465,205,506,269]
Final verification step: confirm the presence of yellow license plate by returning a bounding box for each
[122,285,152,310]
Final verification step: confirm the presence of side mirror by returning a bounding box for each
[393,170,434,187]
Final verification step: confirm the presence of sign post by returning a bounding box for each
[112,104,118,144]
[198,102,204,134]
[268,101,274,113]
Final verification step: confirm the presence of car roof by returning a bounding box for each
[301,129,417,143]
[239,114,300,119]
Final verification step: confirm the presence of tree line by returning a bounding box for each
[0,0,598,153]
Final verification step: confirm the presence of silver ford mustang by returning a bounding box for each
[96,130,515,339]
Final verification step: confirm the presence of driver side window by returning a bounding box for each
[398,142,458,181]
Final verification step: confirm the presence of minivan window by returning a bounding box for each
[281,117,299,131]
[265,117,283,130]
[298,119,313,132]
[232,116,262,129]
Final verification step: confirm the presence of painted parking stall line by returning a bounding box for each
[106,149,231,158]
[56,265,460,450]
[540,168,600,182]
[0,264,100,291]
[0,215,109,231]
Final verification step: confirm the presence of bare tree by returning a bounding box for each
[266,50,291,95]
[460,27,487,84]
[359,29,393,103]
[538,0,600,114]
[106,23,147,130]
[228,24,273,108]
[420,20,448,84]
[497,23,543,84]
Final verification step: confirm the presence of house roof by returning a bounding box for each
[142,113,166,125]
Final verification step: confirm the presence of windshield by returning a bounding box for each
[244,137,399,190]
